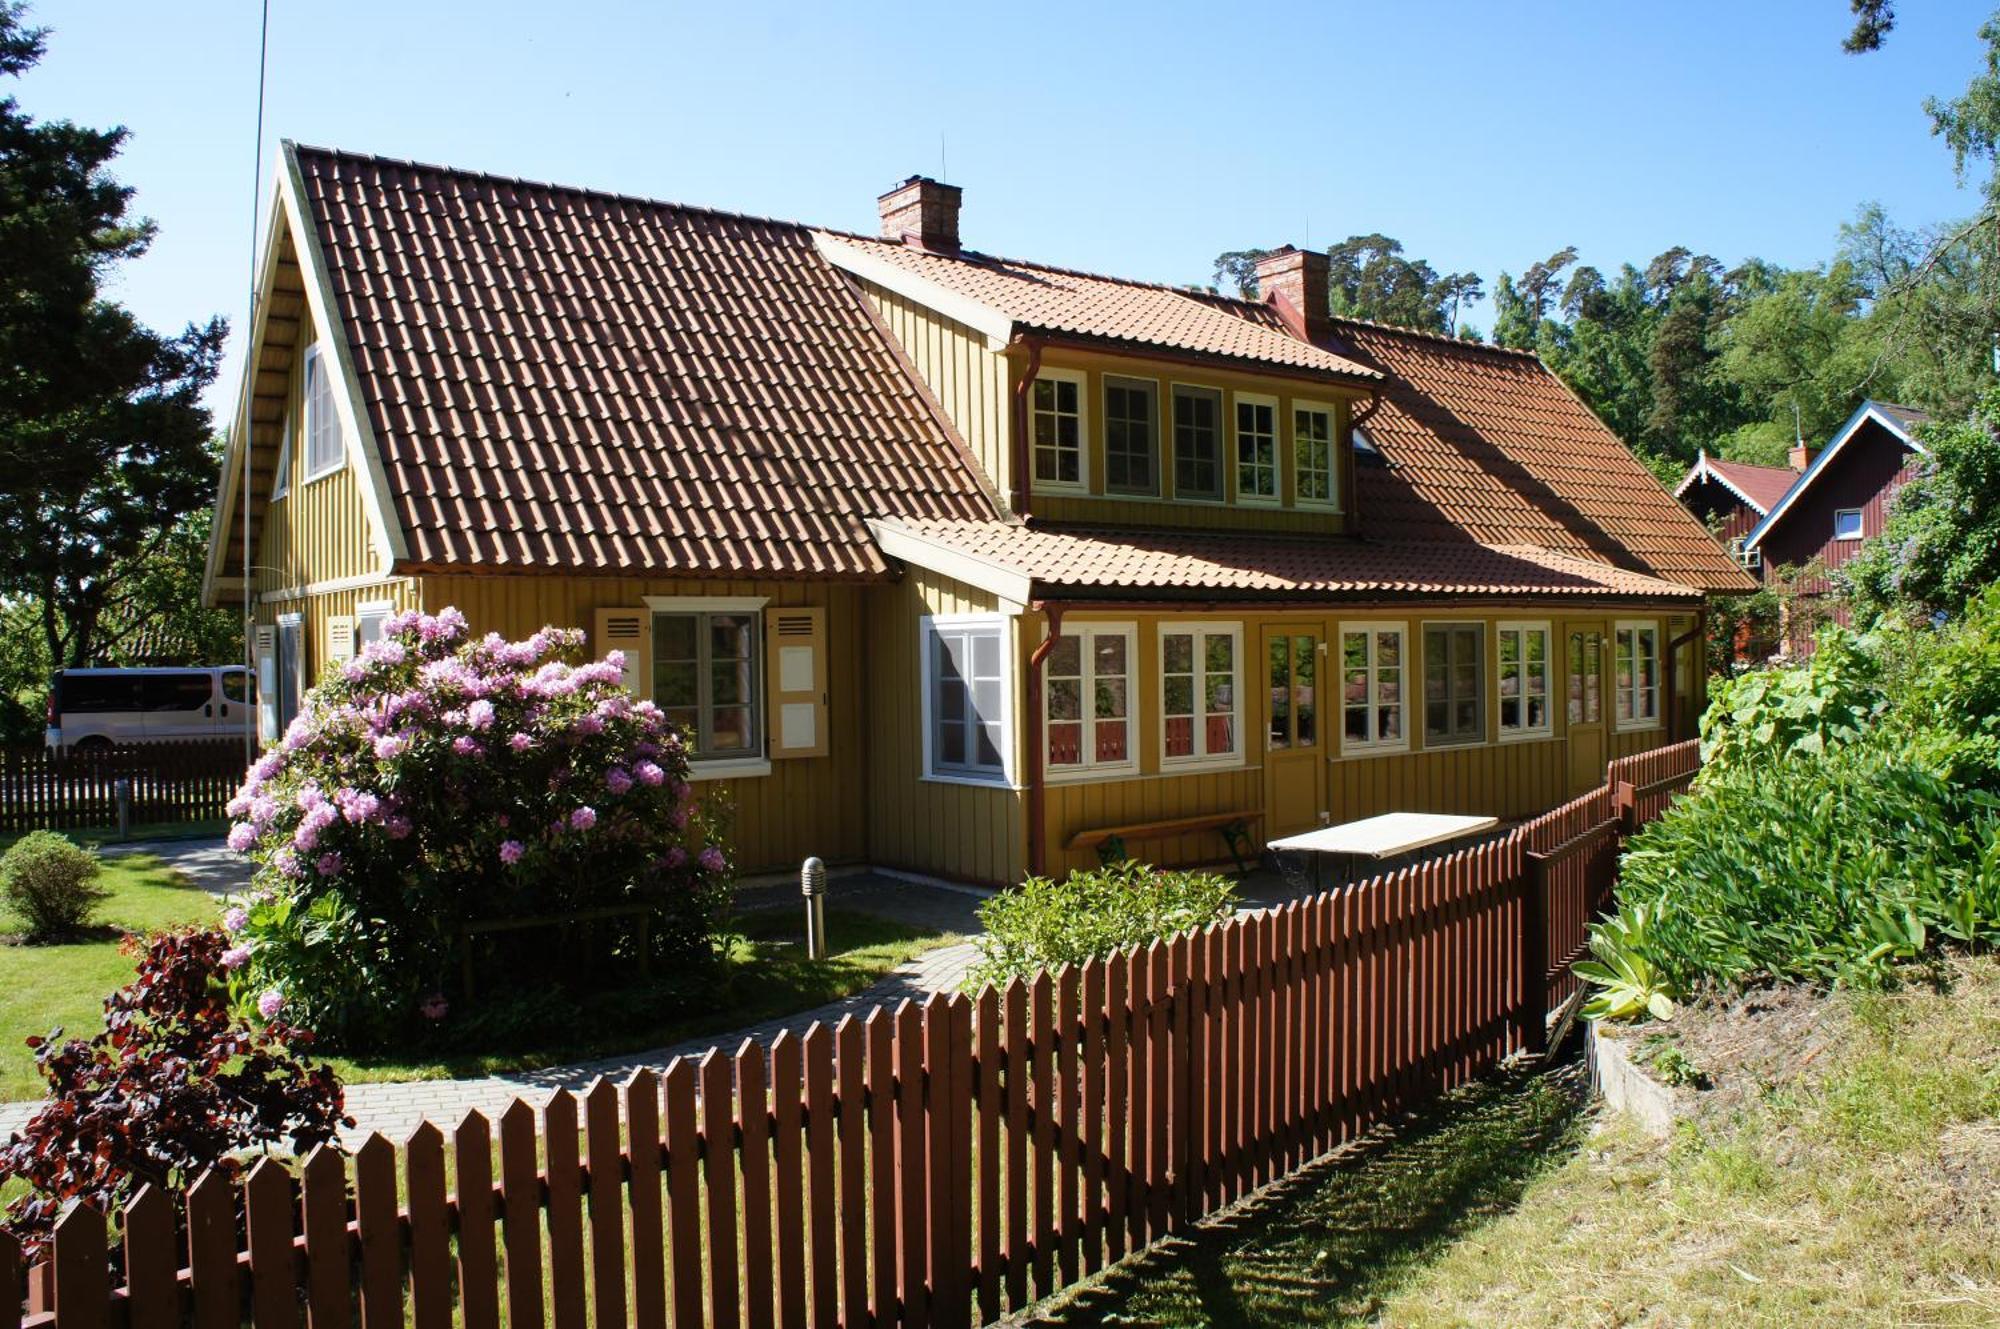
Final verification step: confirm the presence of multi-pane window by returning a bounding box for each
[1172,385,1223,500]
[1424,624,1485,746]
[1295,403,1337,506]
[1567,631,1603,725]
[1497,622,1552,737]
[654,612,761,759]
[1340,624,1405,751]
[1235,397,1278,501]
[1031,372,1085,488]
[302,345,344,479]
[928,619,1007,779]
[1267,634,1319,749]
[1614,621,1660,728]
[1045,625,1134,773]
[1104,377,1158,495]
[1163,625,1240,764]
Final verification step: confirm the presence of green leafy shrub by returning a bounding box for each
[0,831,108,941]
[1611,747,2000,992]
[1575,901,1680,1021]
[222,608,734,1049]
[965,861,1236,989]
[1699,627,1885,774]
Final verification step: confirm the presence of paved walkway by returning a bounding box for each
[99,836,254,896]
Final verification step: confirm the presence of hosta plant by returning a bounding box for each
[222,608,733,1048]
[1576,901,1681,1023]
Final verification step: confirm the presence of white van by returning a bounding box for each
[45,667,255,750]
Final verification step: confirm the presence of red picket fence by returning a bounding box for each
[1607,740,1701,833]
[6,743,1700,1329]
[0,742,247,834]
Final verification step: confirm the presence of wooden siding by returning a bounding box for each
[1761,419,1919,590]
[864,567,1026,885]
[417,575,870,876]
[855,279,1012,510]
[1030,605,1681,878]
[250,305,384,597]
[1679,475,1763,546]
[252,581,423,698]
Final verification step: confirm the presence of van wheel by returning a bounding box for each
[69,736,113,753]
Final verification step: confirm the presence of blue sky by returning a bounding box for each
[19,1,1997,413]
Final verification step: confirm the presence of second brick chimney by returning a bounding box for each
[1789,444,1816,472]
[1255,246,1331,344]
[878,176,962,253]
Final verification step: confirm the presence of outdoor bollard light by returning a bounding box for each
[801,856,828,960]
[113,777,131,841]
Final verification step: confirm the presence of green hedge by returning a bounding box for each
[965,861,1236,990]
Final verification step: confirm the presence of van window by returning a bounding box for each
[140,673,215,712]
[57,674,142,714]
[221,671,253,704]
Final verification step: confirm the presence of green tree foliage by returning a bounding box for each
[1844,0,1895,54]
[1842,392,2000,622]
[0,5,226,674]
[1209,235,1483,335]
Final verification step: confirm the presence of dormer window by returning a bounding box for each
[1104,376,1159,496]
[301,344,345,481]
[1295,402,1339,508]
[1172,385,1224,501]
[1030,369,1086,490]
[1235,395,1278,502]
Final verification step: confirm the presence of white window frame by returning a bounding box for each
[270,414,292,501]
[1043,621,1139,781]
[1613,619,1662,732]
[1421,621,1489,749]
[1338,621,1409,756]
[1496,620,1554,741]
[647,594,772,780]
[1102,375,1161,497]
[300,343,346,482]
[920,613,1014,788]
[354,598,394,651]
[1233,393,1280,505]
[1028,367,1089,494]
[1833,507,1864,541]
[1158,621,1244,770]
[1294,400,1341,510]
[1169,382,1226,503]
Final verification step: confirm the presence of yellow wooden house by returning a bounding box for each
[203,146,1751,885]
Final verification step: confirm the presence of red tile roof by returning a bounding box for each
[1678,455,1798,514]
[873,518,1701,603]
[291,146,1000,578]
[1332,320,1753,593]
[815,233,1383,382]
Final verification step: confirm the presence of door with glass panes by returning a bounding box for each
[1263,627,1325,838]
[1563,621,1608,794]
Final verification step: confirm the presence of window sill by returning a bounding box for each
[1334,742,1410,761]
[687,757,772,782]
[1498,728,1557,744]
[300,461,347,487]
[1031,481,1090,498]
[1160,755,1248,775]
[921,772,1022,791]
[1613,720,1663,734]
[1044,764,1141,786]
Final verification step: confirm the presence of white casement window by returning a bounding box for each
[1497,621,1553,739]
[924,615,1009,783]
[1339,623,1407,753]
[1044,623,1136,777]
[1235,395,1278,502]
[654,609,763,761]
[1423,623,1486,747]
[354,600,392,651]
[1833,508,1864,541]
[1161,623,1241,767]
[1104,376,1159,496]
[271,415,292,500]
[1614,620,1661,729]
[301,344,345,480]
[1030,369,1087,491]
[1295,401,1339,508]
[1171,384,1224,501]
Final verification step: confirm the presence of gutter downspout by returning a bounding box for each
[1025,599,1064,879]
[1009,336,1044,522]
[1667,610,1706,741]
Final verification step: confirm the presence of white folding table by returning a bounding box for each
[1268,811,1500,890]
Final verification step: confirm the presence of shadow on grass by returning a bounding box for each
[1037,1055,1591,1328]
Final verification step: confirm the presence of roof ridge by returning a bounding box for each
[1329,314,1545,361]
[1707,456,1795,475]
[288,141,826,237]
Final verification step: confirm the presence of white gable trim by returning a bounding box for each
[868,518,1034,605]
[1673,450,1776,515]
[278,141,409,569]
[811,232,1017,349]
[1744,401,1928,553]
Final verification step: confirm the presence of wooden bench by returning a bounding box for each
[1067,810,1261,873]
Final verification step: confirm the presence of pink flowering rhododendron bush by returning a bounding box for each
[224,608,733,1049]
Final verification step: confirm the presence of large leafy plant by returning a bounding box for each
[1699,626,1885,774]
[0,928,349,1259]
[1576,902,1680,1022]
[224,609,733,1048]
[965,860,1236,990]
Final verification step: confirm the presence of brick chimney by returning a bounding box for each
[877,176,961,253]
[1789,444,1816,472]
[1255,246,1331,344]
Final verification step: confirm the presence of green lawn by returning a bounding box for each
[0,852,222,1099]
[1,853,959,1101]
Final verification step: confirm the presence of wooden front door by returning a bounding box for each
[1564,621,1607,794]
[1263,627,1326,839]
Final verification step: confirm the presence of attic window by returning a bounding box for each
[270,416,292,500]
[1353,426,1379,455]
[301,345,345,481]
[1833,508,1864,541]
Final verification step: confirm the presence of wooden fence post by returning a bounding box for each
[1518,845,1551,1056]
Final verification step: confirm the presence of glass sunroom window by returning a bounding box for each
[1498,623,1552,737]
[929,620,1006,778]
[1341,624,1405,751]
[1614,621,1660,728]
[1046,626,1134,773]
[1163,625,1240,764]
[1423,623,1485,746]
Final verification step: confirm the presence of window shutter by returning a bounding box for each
[764,606,828,759]
[325,615,356,664]
[593,608,651,697]
[254,625,278,744]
